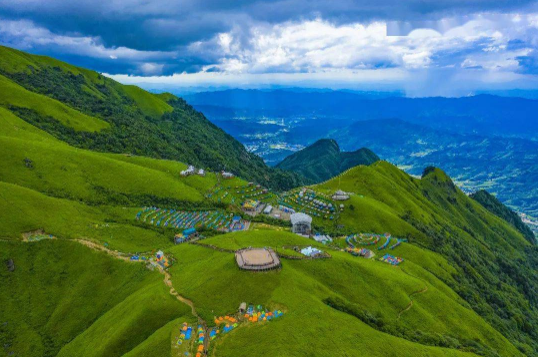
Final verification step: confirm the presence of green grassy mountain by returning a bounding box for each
[0,47,536,357]
[470,190,536,243]
[276,138,379,182]
[0,45,304,191]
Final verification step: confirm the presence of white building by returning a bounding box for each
[198,168,205,176]
[221,171,234,179]
[290,213,312,236]
[263,205,273,214]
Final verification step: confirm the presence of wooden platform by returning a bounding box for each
[235,248,281,271]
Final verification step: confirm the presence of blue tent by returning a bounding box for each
[183,228,196,236]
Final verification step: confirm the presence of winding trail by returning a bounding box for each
[397,267,429,320]
[73,239,210,353]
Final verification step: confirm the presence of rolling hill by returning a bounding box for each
[0,47,536,357]
[276,139,379,182]
[0,45,305,191]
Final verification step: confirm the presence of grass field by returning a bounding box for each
[0,74,109,132]
[0,240,191,357]
[0,46,535,356]
[166,232,521,357]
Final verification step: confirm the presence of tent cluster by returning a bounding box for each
[155,250,170,268]
[129,255,148,262]
[345,247,373,258]
[208,182,272,205]
[390,238,408,249]
[381,254,404,265]
[214,315,239,334]
[279,188,338,220]
[242,199,260,212]
[244,305,284,322]
[196,325,205,345]
[378,235,392,250]
[346,233,388,246]
[136,207,248,232]
[236,183,270,200]
[345,235,374,258]
[177,322,193,344]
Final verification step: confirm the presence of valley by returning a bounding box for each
[186,90,538,220]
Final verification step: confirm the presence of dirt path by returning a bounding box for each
[397,267,429,320]
[72,239,211,353]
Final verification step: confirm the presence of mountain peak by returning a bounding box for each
[276,138,379,182]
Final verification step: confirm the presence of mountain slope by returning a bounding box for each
[276,139,379,182]
[0,113,534,355]
[314,162,537,354]
[0,45,304,191]
[471,190,536,243]
[0,46,536,357]
[330,118,538,216]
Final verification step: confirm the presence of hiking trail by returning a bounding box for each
[397,267,429,319]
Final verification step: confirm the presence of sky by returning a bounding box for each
[1,0,538,96]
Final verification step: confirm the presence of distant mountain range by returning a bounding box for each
[185,89,538,140]
[186,89,538,217]
[276,139,379,183]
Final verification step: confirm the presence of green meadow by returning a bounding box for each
[0,45,536,356]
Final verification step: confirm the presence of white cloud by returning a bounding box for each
[183,13,538,80]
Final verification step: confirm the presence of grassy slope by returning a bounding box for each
[0,240,189,357]
[471,190,536,243]
[0,45,305,191]
[314,162,537,354]
[167,231,520,357]
[122,85,173,117]
[0,48,534,355]
[0,74,108,132]
[0,135,204,205]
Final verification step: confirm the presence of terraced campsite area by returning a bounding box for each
[1,46,537,357]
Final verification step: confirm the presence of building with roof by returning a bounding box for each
[332,190,350,201]
[290,213,312,236]
[221,171,234,179]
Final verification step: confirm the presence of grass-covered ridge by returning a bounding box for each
[0,240,190,357]
[313,162,537,354]
[0,45,306,191]
[0,45,536,357]
[471,189,536,243]
[276,138,379,183]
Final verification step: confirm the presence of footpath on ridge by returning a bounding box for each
[25,236,212,353]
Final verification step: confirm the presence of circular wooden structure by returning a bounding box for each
[235,248,281,271]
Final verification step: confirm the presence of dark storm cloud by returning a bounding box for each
[0,0,537,93]
[0,0,535,52]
